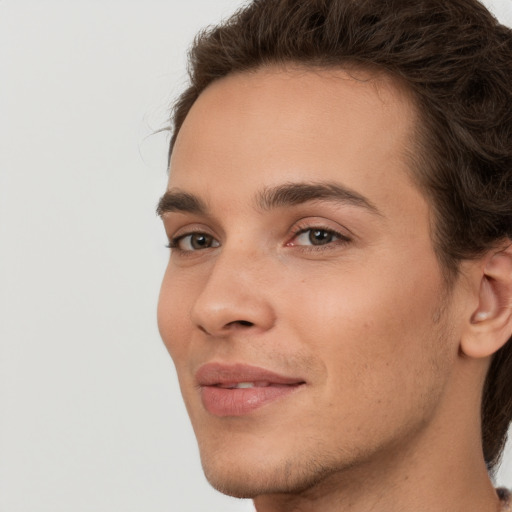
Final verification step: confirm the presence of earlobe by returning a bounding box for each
[461,243,512,359]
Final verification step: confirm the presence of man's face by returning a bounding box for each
[158,67,463,498]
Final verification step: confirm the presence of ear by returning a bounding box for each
[461,243,512,359]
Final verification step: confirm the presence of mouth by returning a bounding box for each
[196,363,306,417]
[216,381,279,389]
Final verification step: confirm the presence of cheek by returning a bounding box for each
[283,256,450,410]
[288,258,443,344]
[157,264,194,363]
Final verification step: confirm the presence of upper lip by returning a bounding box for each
[196,363,306,386]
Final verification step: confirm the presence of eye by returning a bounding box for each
[288,227,350,247]
[169,233,220,252]
[295,228,338,246]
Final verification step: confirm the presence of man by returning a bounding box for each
[157,0,512,510]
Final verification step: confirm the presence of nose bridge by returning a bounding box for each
[190,243,275,336]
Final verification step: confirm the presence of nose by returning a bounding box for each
[190,249,276,337]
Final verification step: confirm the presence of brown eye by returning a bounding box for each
[189,234,214,250]
[294,228,341,246]
[171,233,220,251]
[308,229,336,245]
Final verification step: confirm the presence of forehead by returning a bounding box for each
[168,65,422,216]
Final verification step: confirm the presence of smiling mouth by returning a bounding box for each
[216,381,293,389]
[200,382,305,416]
[196,363,306,416]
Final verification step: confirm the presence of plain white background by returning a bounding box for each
[1,1,511,511]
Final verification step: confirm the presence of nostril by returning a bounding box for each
[229,320,254,328]
[196,319,256,336]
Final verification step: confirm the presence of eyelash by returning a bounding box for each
[166,230,218,251]
[167,225,351,254]
[287,224,351,252]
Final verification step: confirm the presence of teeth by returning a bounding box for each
[217,381,271,389]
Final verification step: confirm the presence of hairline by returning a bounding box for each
[169,60,462,286]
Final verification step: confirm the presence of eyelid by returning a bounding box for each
[164,217,353,253]
[164,221,216,243]
[289,218,351,239]
[167,226,221,253]
[285,219,352,250]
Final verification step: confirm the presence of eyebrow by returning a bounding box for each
[156,181,381,217]
[256,182,381,215]
[156,191,208,216]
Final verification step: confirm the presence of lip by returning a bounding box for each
[196,363,306,417]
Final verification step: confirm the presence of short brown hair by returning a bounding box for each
[168,0,512,471]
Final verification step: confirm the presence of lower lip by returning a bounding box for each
[200,384,302,417]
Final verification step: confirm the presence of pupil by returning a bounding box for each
[309,229,332,245]
[191,234,211,249]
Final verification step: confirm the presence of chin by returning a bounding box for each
[202,461,331,499]
[199,441,356,499]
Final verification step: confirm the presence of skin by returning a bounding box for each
[157,67,502,512]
